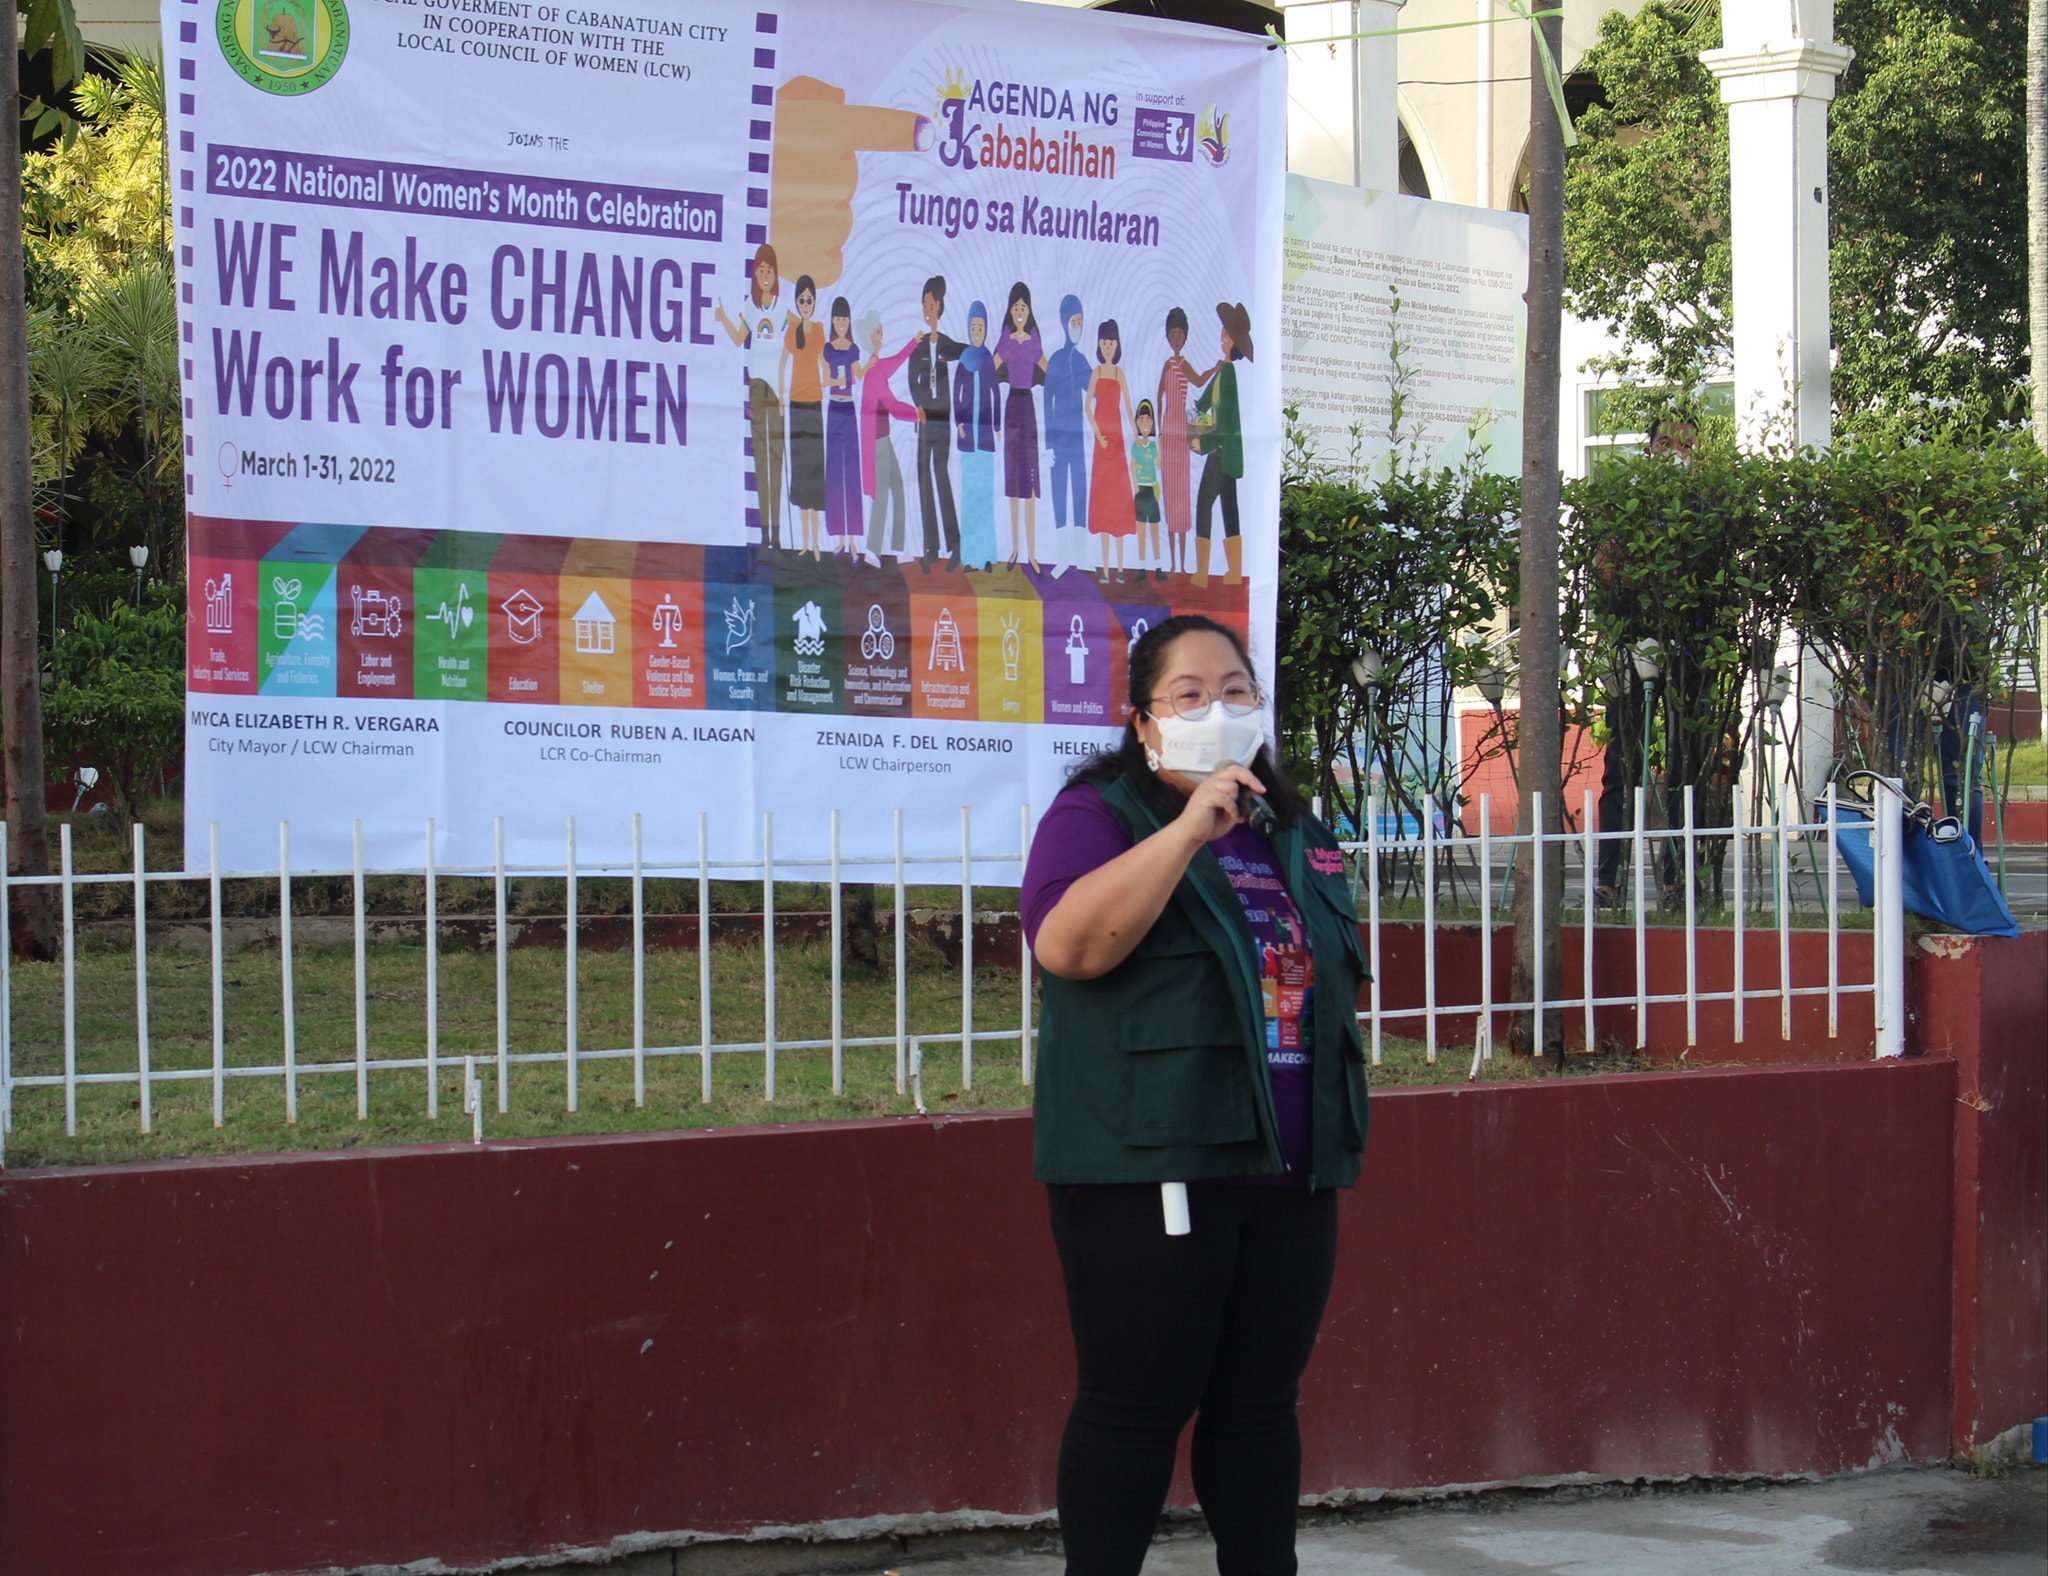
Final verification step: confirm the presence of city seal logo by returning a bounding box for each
[217,0,350,95]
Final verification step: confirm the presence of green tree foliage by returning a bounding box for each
[1277,453,1519,842]
[1560,426,2046,815]
[42,598,185,824]
[1564,0,2028,412]
[20,53,180,616]
[1561,2,1729,388]
[23,53,167,307]
[1563,440,1805,866]
[1794,418,2048,796]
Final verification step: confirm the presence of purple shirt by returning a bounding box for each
[1024,783,1314,1183]
[995,326,1044,388]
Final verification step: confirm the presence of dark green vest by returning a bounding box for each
[1031,776,1371,1188]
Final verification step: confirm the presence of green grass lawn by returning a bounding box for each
[2,930,1663,1170]
[1995,735,2046,789]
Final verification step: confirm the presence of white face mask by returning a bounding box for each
[1147,708,1265,777]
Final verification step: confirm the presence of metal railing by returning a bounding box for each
[1341,780,1907,1071]
[0,805,1038,1164]
[0,780,1908,1164]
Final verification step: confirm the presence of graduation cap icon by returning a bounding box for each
[501,587,545,646]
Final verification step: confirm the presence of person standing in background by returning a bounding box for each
[780,276,828,561]
[856,311,920,566]
[821,297,864,557]
[1155,305,1210,572]
[1189,302,1250,589]
[996,281,1047,571]
[954,300,1002,572]
[1085,318,1138,583]
[1044,293,1091,579]
[712,243,787,552]
[907,274,964,572]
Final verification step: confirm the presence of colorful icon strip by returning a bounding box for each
[188,518,1250,726]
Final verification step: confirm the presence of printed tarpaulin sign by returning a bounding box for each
[174,0,1284,873]
[1282,176,1528,477]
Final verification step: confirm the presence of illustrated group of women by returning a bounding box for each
[715,244,1251,587]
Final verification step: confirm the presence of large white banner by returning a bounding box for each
[1281,175,1527,477]
[176,0,1285,871]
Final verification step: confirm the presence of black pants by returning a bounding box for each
[1047,1182,1339,1576]
[916,415,960,562]
[1194,453,1239,539]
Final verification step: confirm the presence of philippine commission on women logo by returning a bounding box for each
[217,0,350,95]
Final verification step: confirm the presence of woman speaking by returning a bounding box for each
[1022,614,1371,1576]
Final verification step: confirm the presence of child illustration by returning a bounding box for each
[1131,399,1164,580]
[994,282,1047,570]
[1084,318,1137,583]
[780,275,828,559]
[822,296,863,555]
[953,300,1001,571]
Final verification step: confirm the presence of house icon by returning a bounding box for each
[501,587,545,646]
[572,591,617,655]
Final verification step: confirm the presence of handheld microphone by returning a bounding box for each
[1237,786,1279,836]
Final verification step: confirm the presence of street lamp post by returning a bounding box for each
[129,544,149,607]
[42,549,63,637]
[1350,645,1387,838]
[1627,638,1665,907]
[1757,664,1797,922]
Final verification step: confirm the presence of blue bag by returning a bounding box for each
[1821,790,2019,940]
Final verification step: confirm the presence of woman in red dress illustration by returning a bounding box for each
[1085,318,1137,583]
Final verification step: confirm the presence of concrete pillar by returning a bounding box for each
[1474,0,1492,207]
[1283,0,1405,190]
[1701,0,1852,449]
[1701,2,1852,813]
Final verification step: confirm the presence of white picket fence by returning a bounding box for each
[1342,782,1906,1073]
[0,779,1908,1163]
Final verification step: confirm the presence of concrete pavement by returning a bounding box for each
[876,1467,2047,1576]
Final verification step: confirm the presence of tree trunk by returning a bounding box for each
[1,38,56,958]
[840,881,879,973]
[2030,0,2047,450]
[1509,12,1565,1059]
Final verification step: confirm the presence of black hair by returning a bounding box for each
[831,295,851,323]
[1165,305,1188,336]
[1097,317,1121,365]
[794,273,817,349]
[923,274,947,308]
[1005,280,1038,336]
[1066,613,1310,829]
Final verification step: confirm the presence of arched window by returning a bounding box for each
[1397,122,1431,199]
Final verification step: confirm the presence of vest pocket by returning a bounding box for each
[1341,1054,1369,1150]
[1120,1042,1257,1147]
[1303,878,1370,980]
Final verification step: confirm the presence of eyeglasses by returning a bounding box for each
[1147,682,1262,721]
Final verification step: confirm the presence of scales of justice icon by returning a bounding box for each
[652,594,684,649]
